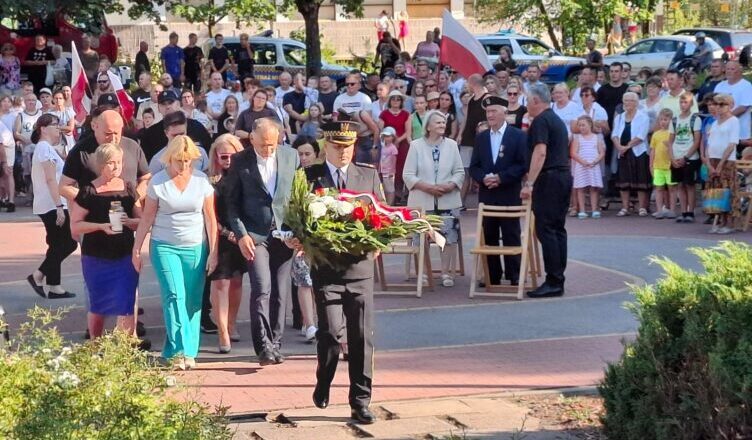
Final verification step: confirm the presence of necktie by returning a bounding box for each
[337,169,346,190]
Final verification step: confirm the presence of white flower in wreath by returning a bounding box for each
[335,200,354,216]
[319,196,336,207]
[309,202,328,219]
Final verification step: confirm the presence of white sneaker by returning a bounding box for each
[305,325,318,342]
[709,225,720,234]
[300,326,307,336]
[717,226,734,234]
[663,209,678,219]
[441,274,454,287]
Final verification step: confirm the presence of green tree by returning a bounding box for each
[0,0,125,35]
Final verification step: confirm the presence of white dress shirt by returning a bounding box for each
[326,160,349,188]
[488,122,508,162]
[256,151,278,196]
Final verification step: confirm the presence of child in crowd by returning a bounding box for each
[290,135,320,342]
[297,103,324,140]
[669,92,702,223]
[571,116,605,218]
[650,108,676,219]
[379,126,398,205]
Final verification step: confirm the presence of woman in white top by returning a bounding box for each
[703,93,739,234]
[0,95,17,211]
[49,90,76,154]
[403,110,465,287]
[133,135,218,370]
[612,92,652,217]
[28,113,78,299]
[639,77,662,133]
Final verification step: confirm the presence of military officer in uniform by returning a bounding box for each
[304,121,384,424]
[521,84,572,298]
[468,96,529,285]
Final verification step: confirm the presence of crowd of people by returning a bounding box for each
[1,27,751,424]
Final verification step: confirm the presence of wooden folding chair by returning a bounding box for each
[375,209,434,298]
[405,213,466,280]
[734,160,752,231]
[469,202,541,300]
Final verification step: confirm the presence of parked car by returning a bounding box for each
[202,36,351,86]
[0,11,118,63]
[604,35,723,74]
[476,30,586,83]
[673,27,752,60]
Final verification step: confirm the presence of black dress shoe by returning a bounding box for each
[136,321,146,337]
[312,383,330,409]
[351,407,376,424]
[137,307,144,316]
[27,275,46,298]
[137,338,152,351]
[272,348,285,364]
[200,316,218,334]
[526,283,564,298]
[509,278,519,286]
[258,350,276,366]
[47,290,76,299]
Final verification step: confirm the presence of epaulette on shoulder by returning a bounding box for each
[354,162,375,168]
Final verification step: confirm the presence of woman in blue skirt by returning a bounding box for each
[70,143,141,338]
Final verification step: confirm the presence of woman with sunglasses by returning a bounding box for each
[703,93,739,234]
[207,134,245,352]
[0,43,21,96]
[28,114,78,299]
[504,84,527,130]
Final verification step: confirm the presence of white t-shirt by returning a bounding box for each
[0,120,14,164]
[713,79,752,140]
[669,113,701,160]
[706,116,740,160]
[333,92,372,117]
[275,86,293,110]
[551,100,583,136]
[47,108,77,152]
[571,83,601,105]
[31,140,66,214]
[205,88,232,119]
[0,111,18,137]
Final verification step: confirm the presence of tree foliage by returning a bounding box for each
[0,0,124,35]
[474,0,658,54]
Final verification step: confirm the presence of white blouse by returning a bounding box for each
[612,110,650,157]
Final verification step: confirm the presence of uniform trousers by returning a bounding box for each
[247,237,293,355]
[482,216,521,284]
[313,276,374,410]
[532,169,572,287]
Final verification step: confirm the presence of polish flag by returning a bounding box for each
[439,10,492,79]
[70,42,91,124]
[107,70,135,122]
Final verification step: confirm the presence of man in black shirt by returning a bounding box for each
[521,84,572,298]
[23,34,54,93]
[183,33,205,93]
[585,37,603,68]
[697,59,725,111]
[208,34,231,81]
[393,62,415,95]
[134,41,151,81]
[317,76,339,118]
[234,33,255,79]
[130,72,153,117]
[596,62,629,166]
[139,90,212,161]
[282,73,310,134]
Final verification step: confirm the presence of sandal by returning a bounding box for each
[616,208,629,217]
[568,208,578,217]
[638,208,648,217]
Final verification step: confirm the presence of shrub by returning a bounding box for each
[599,241,752,439]
[0,307,232,440]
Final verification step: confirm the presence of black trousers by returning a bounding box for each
[183,72,201,94]
[313,277,374,410]
[38,209,77,286]
[532,170,572,287]
[247,237,293,355]
[482,216,521,284]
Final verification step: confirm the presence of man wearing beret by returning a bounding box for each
[468,95,529,286]
[304,121,384,424]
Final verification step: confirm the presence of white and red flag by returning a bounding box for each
[70,41,91,124]
[106,70,135,122]
[439,10,493,78]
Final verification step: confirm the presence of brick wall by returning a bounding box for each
[111,18,502,64]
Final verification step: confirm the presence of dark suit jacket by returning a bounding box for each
[225,145,300,244]
[305,162,384,283]
[469,125,529,206]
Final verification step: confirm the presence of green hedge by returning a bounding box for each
[599,241,752,439]
[0,307,231,440]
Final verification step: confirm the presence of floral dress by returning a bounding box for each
[0,56,21,92]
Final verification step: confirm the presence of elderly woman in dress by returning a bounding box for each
[133,135,218,370]
[208,134,246,353]
[71,143,141,338]
[612,92,652,217]
[403,110,465,287]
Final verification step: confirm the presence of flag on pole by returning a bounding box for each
[107,70,135,122]
[439,10,493,79]
[70,41,91,124]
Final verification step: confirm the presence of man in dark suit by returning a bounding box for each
[304,121,383,425]
[224,118,300,365]
[469,96,529,285]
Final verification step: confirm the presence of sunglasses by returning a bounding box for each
[580,93,592,97]
[714,102,729,106]
[218,154,232,160]
[346,82,357,86]
[508,92,519,96]
[97,81,109,84]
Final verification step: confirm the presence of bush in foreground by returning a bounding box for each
[0,307,231,440]
[599,241,752,439]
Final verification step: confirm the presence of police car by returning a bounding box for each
[202,35,351,86]
[476,30,586,83]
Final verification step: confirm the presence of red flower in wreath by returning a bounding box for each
[368,213,383,229]
[352,206,366,221]
[315,188,326,196]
